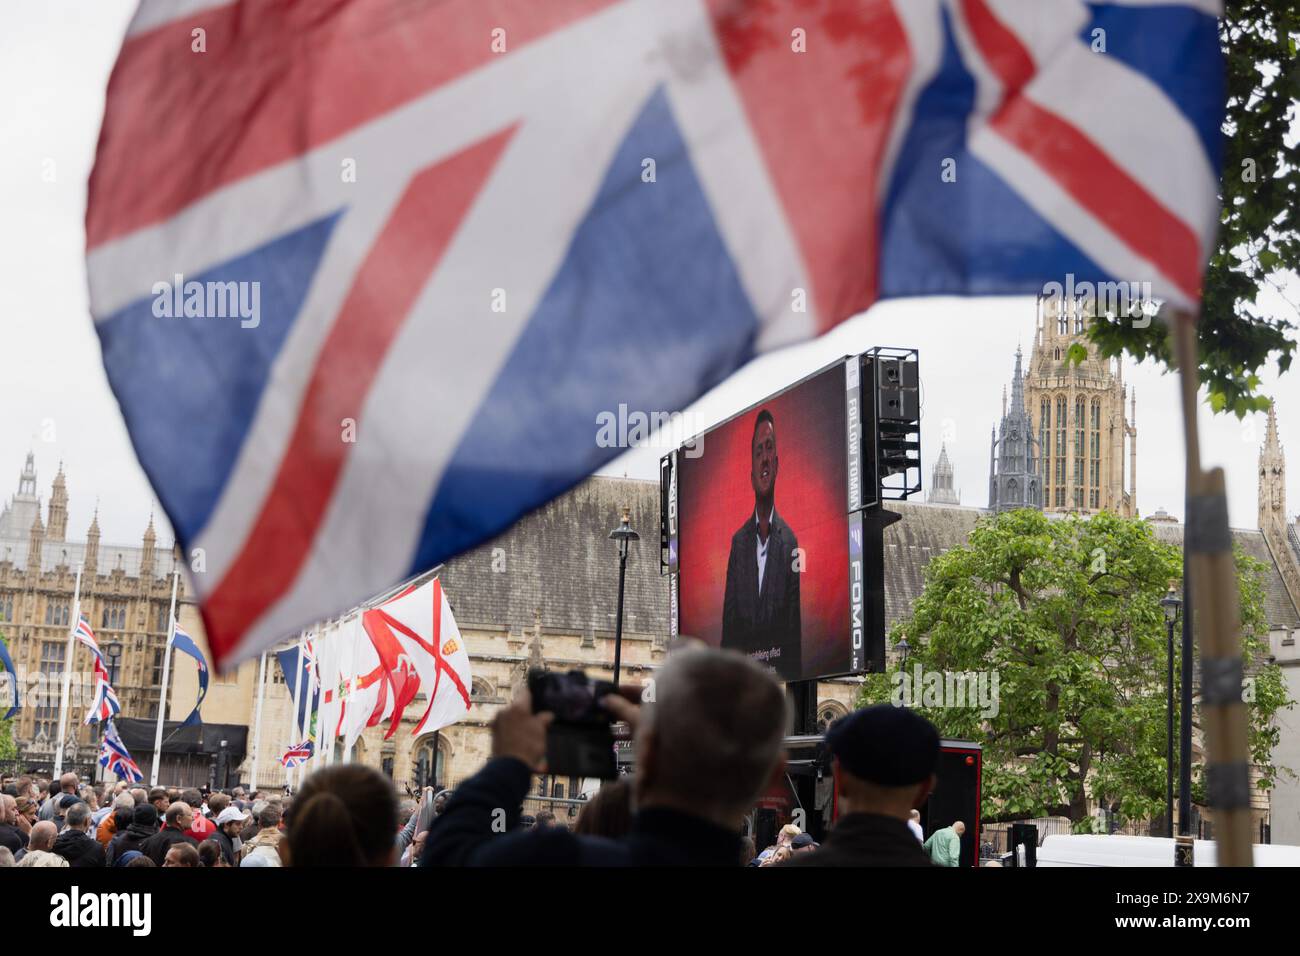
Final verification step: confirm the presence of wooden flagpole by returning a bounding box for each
[1170,310,1253,866]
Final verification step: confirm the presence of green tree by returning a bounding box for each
[859,510,1293,830]
[1091,1,1299,417]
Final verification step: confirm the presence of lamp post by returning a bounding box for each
[91,641,125,783]
[607,507,639,686]
[105,642,123,689]
[1159,587,1182,838]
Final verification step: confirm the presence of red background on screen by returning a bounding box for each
[677,364,850,680]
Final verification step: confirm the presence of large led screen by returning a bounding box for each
[676,361,858,682]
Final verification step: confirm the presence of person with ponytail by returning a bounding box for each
[284,765,398,867]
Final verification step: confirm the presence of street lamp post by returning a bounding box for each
[95,642,125,784]
[106,642,123,689]
[607,507,639,686]
[1159,587,1182,839]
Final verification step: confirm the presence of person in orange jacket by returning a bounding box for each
[97,794,134,847]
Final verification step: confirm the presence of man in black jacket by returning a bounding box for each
[423,646,788,867]
[107,804,159,867]
[141,802,198,866]
[721,409,801,679]
[51,802,106,868]
[783,704,939,867]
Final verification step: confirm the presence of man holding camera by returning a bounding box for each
[422,646,788,866]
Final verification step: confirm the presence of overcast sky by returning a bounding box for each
[1,0,1297,554]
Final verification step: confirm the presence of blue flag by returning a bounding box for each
[275,647,319,735]
[171,624,209,728]
[0,631,17,720]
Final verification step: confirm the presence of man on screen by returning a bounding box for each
[722,409,801,677]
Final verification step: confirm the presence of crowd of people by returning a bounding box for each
[0,646,970,868]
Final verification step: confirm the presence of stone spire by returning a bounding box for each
[47,462,68,541]
[1259,403,1300,616]
[18,451,36,497]
[141,510,157,578]
[85,504,101,577]
[927,443,960,505]
[1010,345,1026,414]
[988,346,1041,512]
[27,507,44,573]
[1260,402,1285,531]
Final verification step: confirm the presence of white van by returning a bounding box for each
[1036,833,1300,867]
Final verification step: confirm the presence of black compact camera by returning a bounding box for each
[528,669,619,779]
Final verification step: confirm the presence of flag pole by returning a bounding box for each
[289,631,306,791]
[150,570,179,787]
[1170,310,1253,867]
[303,628,319,783]
[250,650,268,792]
[53,563,83,778]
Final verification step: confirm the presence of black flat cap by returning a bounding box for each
[826,704,940,786]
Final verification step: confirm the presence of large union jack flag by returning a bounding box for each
[86,0,1223,669]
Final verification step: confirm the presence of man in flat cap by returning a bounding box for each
[783,704,940,867]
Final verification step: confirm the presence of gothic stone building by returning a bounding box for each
[1025,295,1137,515]
[988,346,1041,511]
[1258,404,1300,845]
[0,453,184,766]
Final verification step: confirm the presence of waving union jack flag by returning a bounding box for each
[100,720,144,783]
[74,615,104,665]
[86,0,1224,670]
[280,739,315,769]
[85,659,122,726]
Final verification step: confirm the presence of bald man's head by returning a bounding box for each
[59,772,78,793]
[28,820,57,852]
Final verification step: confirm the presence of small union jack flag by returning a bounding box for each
[100,720,143,783]
[74,615,104,666]
[281,739,315,769]
[85,658,121,726]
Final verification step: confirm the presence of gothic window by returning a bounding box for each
[413,733,445,790]
[101,601,127,630]
[1055,397,1066,447]
[44,601,70,627]
[1058,313,1068,336]
[154,604,170,633]
[0,593,13,622]
[151,648,164,687]
[1074,398,1085,492]
[36,640,65,736]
